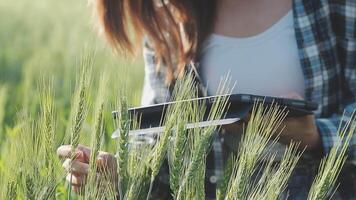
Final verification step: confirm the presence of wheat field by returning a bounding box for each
[0,0,354,199]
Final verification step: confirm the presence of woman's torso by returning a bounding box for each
[199,10,305,98]
[198,4,314,199]
[142,1,356,199]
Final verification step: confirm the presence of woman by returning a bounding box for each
[57,0,356,199]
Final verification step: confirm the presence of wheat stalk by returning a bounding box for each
[247,142,303,200]
[146,112,174,199]
[70,68,90,150]
[25,175,36,200]
[146,73,201,199]
[98,167,119,200]
[224,102,288,200]
[176,77,231,200]
[168,118,188,196]
[125,138,151,200]
[4,179,17,199]
[216,152,234,200]
[67,55,92,199]
[115,95,130,199]
[37,78,59,200]
[308,112,356,200]
[38,79,56,167]
[85,72,107,199]
[0,85,7,137]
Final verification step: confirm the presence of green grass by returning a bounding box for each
[0,0,143,198]
[0,0,354,199]
[0,0,144,151]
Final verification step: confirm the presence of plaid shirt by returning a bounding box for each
[141,0,356,199]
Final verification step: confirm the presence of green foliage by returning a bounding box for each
[216,152,234,200]
[0,56,354,200]
[0,85,7,141]
[84,72,108,199]
[0,0,354,200]
[69,58,92,149]
[246,142,303,200]
[225,103,288,200]
[308,113,356,200]
[116,96,130,199]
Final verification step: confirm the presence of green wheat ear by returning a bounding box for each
[39,78,56,166]
[0,85,7,136]
[175,75,231,200]
[67,54,92,199]
[4,179,17,199]
[70,65,91,150]
[37,78,59,199]
[246,142,303,200]
[124,119,153,200]
[147,73,198,199]
[168,117,188,196]
[308,112,356,200]
[224,102,288,200]
[85,71,107,199]
[116,94,130,199]
[25,174,36,200]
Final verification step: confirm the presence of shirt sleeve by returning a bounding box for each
[317,0,356,163]
[141,40,171,106]
[316,103,356,162]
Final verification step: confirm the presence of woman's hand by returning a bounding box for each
[278,92,322,150]
[223,92,322,151]
[278,114,321,150]
[57,144,117,193]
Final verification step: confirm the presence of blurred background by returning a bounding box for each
[1,2,354,199]
[0,0,144,149]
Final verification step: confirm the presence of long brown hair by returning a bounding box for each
[95,0,216,83]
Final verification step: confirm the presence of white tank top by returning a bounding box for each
[199,11,305,159]
[199,10,305,98]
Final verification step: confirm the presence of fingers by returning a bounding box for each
[59,145,118,195]
[66,173,110,191]
[67,173,86,194]
[58,145,116,172]
[60,151,117,174]
[63,159,89,175]
[77,144,91,160]
[96,152,117,173]
[57,145,70,158]
[66,173,86,186]
[57,144,91,163]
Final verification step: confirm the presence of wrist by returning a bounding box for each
[304,128,322,151]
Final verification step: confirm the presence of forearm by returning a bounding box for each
[315,103,356,161]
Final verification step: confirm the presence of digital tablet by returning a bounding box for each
[111,94,318,138]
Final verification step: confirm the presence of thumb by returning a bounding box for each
[96,152,117,172]
[76,144,91,163]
